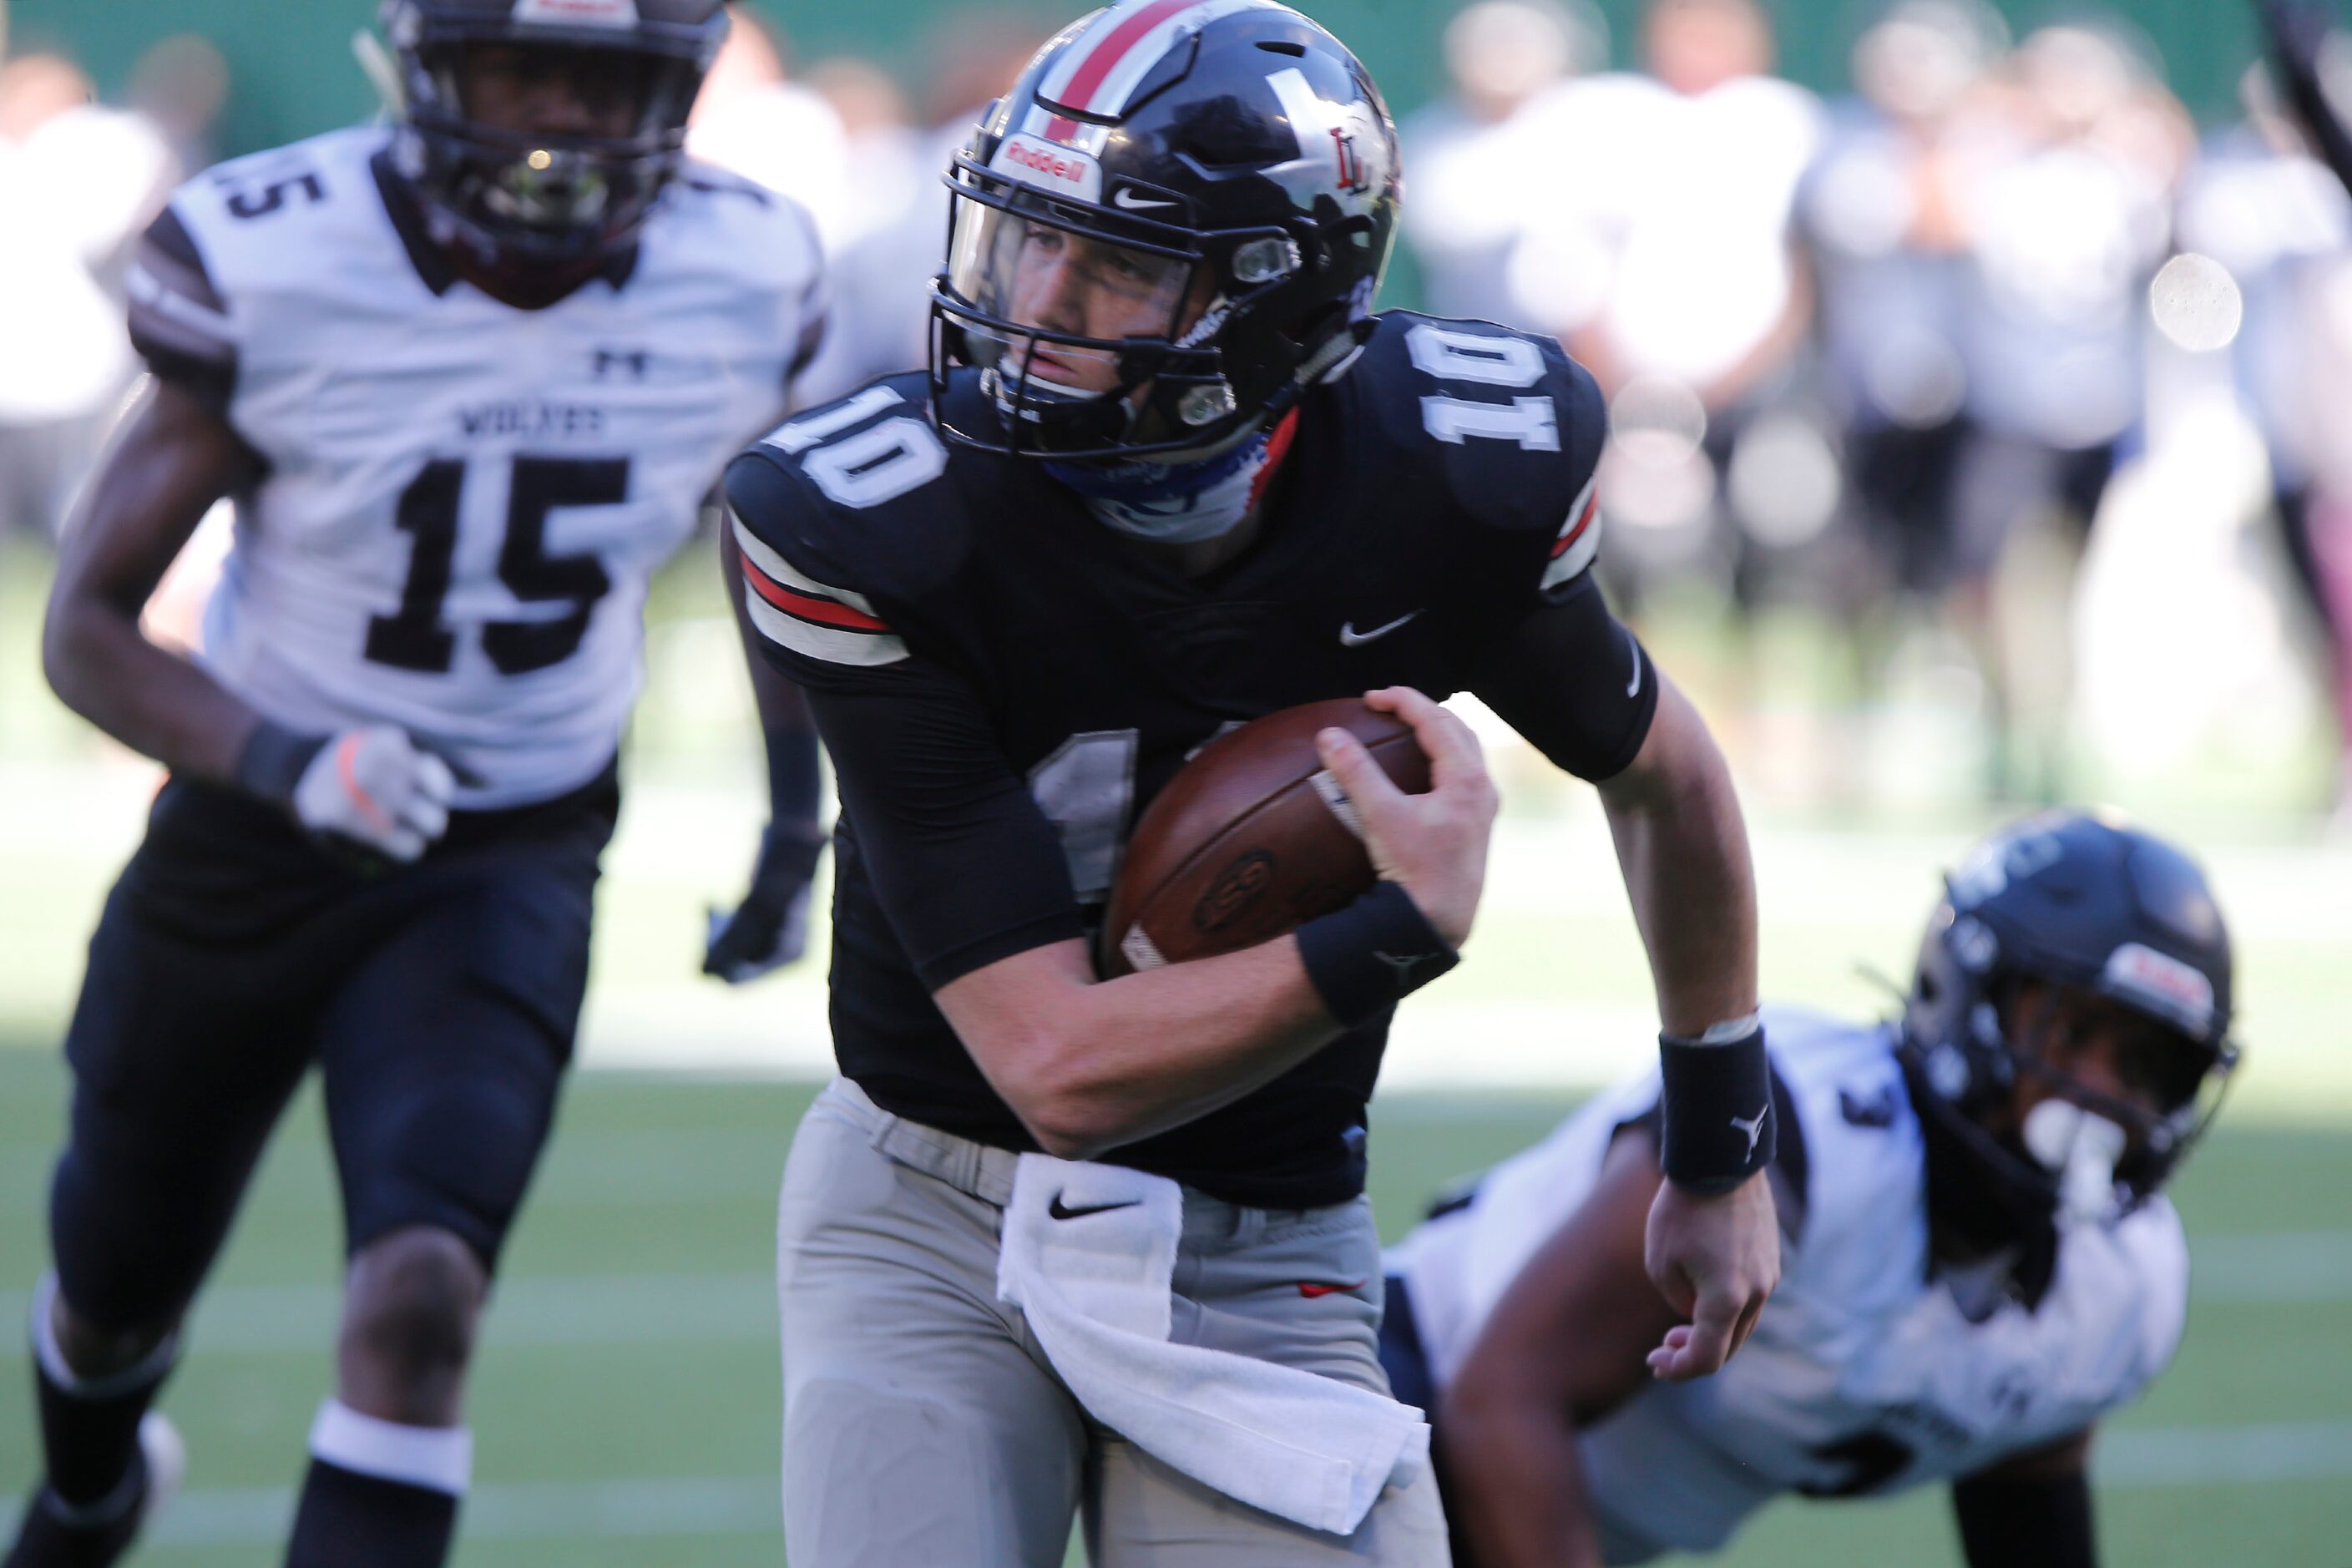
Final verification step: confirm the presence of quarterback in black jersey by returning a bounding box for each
[728,2,1778,1560]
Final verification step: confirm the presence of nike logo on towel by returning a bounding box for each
[1049,1193,1143,1222]
[1339,610,1420,647]
[1297,1279,1368,1298]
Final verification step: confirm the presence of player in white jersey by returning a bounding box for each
[7,4,824,1565]
[1381,811,2242,1568]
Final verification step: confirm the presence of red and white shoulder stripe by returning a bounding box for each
[1540,471,1602,591]
[731,513,908,668]
[1025,0,1267,147]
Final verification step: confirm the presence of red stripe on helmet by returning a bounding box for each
[1055,0,1200,118]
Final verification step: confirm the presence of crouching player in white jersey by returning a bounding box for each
[1380,812,2243,1568]
[5,3,827,1564]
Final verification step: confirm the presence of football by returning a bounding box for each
[1100,698,1433,976]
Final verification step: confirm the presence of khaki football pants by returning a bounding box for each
[776,1077,1452,1566]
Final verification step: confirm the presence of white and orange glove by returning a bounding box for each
[240,721,456,862]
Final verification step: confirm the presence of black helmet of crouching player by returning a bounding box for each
[929,0,1402,459]
[380,0,726,265]
[1901,811,2241,1217]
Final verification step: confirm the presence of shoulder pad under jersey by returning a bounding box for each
[1346,311,1610,592]
[724,373,969,675]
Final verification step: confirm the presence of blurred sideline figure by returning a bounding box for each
[791,10,1050,407]
[126,33,230,179]
[1509,0,1823,619]
[5,2,826,1563]
[0,53,174,545]
[684,7,855,250]
[1384,812,2240,1568]
[1947,21,2192,800]
[2247,0,2352,817]
[1799,2,2006,681]
[1402,0,1606,326]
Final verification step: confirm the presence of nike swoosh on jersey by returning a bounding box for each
[1296,1278,1369,1298]
[1625,635,1643,698]
[1338,609,1421,647]
[1049,1193,1144,1221]
[1112,187,1177,210]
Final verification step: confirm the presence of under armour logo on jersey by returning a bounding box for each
[593,347,650,381]
[1731,1103,1772,1161]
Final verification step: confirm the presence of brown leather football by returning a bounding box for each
[1100,698,1432,976]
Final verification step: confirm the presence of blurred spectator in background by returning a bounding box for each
[792,10,1050,407]
[1401,0,1605,325]
[1509,0,1824,627]
[686,7,853,246]
[1801,1,2005,632]
[807,54,924,256]
[1949,20,2191,797]
[686,8,856,245]
[126,32,229,176]
[2180,68,2352,814]
[0,51,173,543]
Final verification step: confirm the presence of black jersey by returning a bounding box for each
[725,311,1656,1206]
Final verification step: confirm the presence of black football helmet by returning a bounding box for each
[380,0,726,265]
[1901,811,2241,1217]
[928,0,1403,459]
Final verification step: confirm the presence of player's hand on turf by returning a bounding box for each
[703,822,827,984]
[291,726,457,863]
[1314,687,1498,948]
[1642,1168,1779,1381]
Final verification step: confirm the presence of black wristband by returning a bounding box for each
[233,721,326,807]
[1658,1018,1775,1195]
[1294,880,1459,1029]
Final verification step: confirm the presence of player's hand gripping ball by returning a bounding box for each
[1101,698,1432,976]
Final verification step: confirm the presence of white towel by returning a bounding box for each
[996,1152,1429,1537]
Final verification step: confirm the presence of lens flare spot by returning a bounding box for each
[2150,253,2242,353]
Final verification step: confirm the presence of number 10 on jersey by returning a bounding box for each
[366,455,626,676]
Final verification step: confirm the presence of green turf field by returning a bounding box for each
[1,1049,2346,1565]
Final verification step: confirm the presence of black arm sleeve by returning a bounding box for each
[1950,1464,2097,1568]
[792,650,1087,990]
[1466,570,1660,783]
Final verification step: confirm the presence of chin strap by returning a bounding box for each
[1046,411,1302,545]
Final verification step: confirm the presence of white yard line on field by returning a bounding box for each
[4,1423,2351,1547]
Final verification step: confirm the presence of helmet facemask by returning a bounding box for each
[1991,979,2237,1215]
[933,159,1316,460]
[1904,894,2241,1227]
[396,33,709,266]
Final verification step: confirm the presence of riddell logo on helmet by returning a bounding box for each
[991,134,1105,203]
[2103,942,2214,1034]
